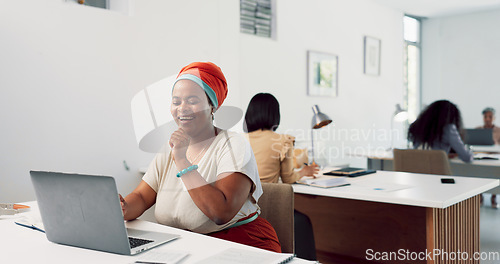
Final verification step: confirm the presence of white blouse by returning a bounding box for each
[142,131,262,234]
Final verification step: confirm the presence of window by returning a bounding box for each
[403,15,421,123]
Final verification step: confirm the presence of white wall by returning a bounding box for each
[240,0,405,166]
[0,0,238,204]
[422,8,500,128]
[0,0,405,204]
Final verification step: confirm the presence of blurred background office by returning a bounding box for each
[1,0,500,208]
[476,107,500,145]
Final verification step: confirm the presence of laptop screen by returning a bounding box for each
[464,129,494,145]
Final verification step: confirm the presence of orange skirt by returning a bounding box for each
[208,214,281,253]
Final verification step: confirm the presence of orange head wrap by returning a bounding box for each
[174,62,228,110]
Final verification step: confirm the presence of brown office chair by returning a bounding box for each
[259,183,294,253]
[393,149,452,175]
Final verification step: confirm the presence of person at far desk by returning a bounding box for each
[476,107,500,208]
[408,100,473,163]
[476,107,500,145]
[243,93,319,183]
[243,93,319,260]
[120,62,281,252]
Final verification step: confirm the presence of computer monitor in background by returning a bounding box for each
[464,129,495,145]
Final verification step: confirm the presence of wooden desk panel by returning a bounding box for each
[427,195,480,264]
[296,193,480,264]
[295,193,427,263]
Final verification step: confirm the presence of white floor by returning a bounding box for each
[480,193,500,264]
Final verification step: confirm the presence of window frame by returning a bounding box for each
[403,15,423,125]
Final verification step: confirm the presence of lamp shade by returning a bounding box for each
[310,105,332,164]
[393,104,409,122]
[311,105,332,129]
[131,76,243,153]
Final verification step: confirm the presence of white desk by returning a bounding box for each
[293,171,499,264]
[363,150,500,194]
[470,145,500,153]
[294,170,498,208]
[0,202,312,264]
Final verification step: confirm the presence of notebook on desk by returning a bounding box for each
[324,167,377,177]
[30,170,179,255]
[473,153,500,160]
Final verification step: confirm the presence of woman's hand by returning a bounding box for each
[169,128,191,163]
[119,194,127,217]
[120,182,158,221]
[299,163,320,178]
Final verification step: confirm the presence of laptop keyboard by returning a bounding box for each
[129,237,154,249]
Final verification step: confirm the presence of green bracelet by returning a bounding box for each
[176,165,199,178]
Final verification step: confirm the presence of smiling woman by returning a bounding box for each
[171,80,213,141]
[121,62,282,253]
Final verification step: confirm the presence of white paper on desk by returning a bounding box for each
[135,249,189,264]
[288,259,320,264]
[473,153,500,160]
[15,214,45,231]
[353,180,412,192]
[298,176,350,188]
[195,248,295,264]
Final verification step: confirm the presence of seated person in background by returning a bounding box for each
[243,93,319,183]
[408,100,473,163]
[476,107,500,145]
[476,107,499,208]
[243,93,319,260]
[120,62,281,252]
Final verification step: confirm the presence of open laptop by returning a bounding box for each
[464,129,495,145]
[30,170,179,255]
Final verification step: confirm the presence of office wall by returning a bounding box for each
[0,0,239,204]
[240,0,405,166]
[422,8,500,128]
[0,0,404,203]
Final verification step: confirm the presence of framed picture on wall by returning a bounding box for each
[364,36,381,76]
[307,50,338,97]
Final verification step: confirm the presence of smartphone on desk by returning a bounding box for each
[441,178,455,184]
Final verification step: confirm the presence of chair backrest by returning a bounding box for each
[393,149,452,175]
[259,183,294,253]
